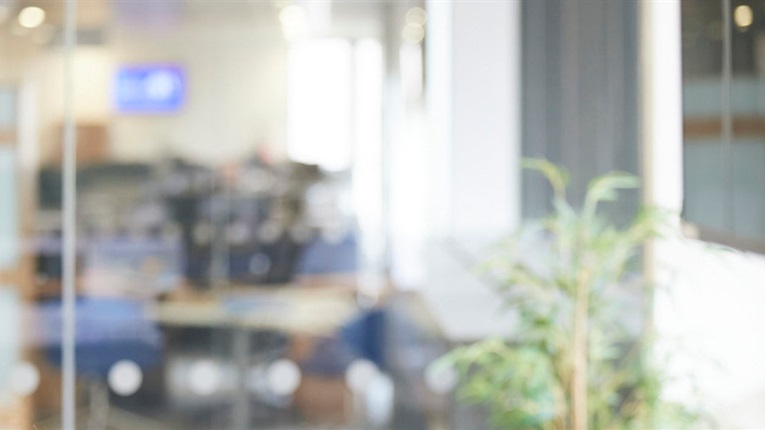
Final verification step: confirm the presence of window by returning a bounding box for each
[681,0,765,253]
[287,39,353,171]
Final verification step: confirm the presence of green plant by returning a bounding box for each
[437,159,702,429]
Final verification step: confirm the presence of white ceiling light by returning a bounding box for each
[279,4,308,40]
[734,4,753,29]
[18,6,45,29]
[405,7,427,26]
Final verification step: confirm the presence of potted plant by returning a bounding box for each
[436,159,703,429]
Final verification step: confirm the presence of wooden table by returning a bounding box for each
[147,284,360,336]
[147,283,361,430]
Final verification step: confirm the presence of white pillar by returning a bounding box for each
[640,0,684,213]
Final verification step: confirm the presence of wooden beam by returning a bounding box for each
[684,117,765,139]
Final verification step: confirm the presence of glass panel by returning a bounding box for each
[682,0,765,247]
[729,1,765,243]
[12,1,437,429]
[0,149,20,416]
[682,0,727,235]
[0,147,18,268]
[1,1,466,429]
[70,2,364,427]
[0,1,67,424]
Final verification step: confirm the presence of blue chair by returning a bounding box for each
[39,296,163,429]
[299,308,387,376]
[295,233,358,276]
[338,308,387,371]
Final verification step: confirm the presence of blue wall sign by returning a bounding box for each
[115,65,185,113]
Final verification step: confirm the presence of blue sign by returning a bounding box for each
[115,65,185,113]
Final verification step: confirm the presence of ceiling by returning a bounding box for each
[7,0,388,32]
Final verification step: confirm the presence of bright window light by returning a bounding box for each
[352,38,384,269]
[287,39,352,171]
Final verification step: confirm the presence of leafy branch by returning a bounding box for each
[438,159,706,430]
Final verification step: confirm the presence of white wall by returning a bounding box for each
[24,3,387,167]
[32,13,289,166]
[448,1,520,244]
[425,0,520,248]
[418,0,521,338]
[655,239,765,426]
[109,21,288,165]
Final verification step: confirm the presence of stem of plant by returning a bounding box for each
[572,269,590,430]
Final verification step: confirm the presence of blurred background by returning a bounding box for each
[0,0,764,428]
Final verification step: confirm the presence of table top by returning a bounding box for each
[147,284,361,336]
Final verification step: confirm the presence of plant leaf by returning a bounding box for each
[523,158,570,200]
[583,172,639,218]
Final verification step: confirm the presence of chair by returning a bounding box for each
[39,296,163,429]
